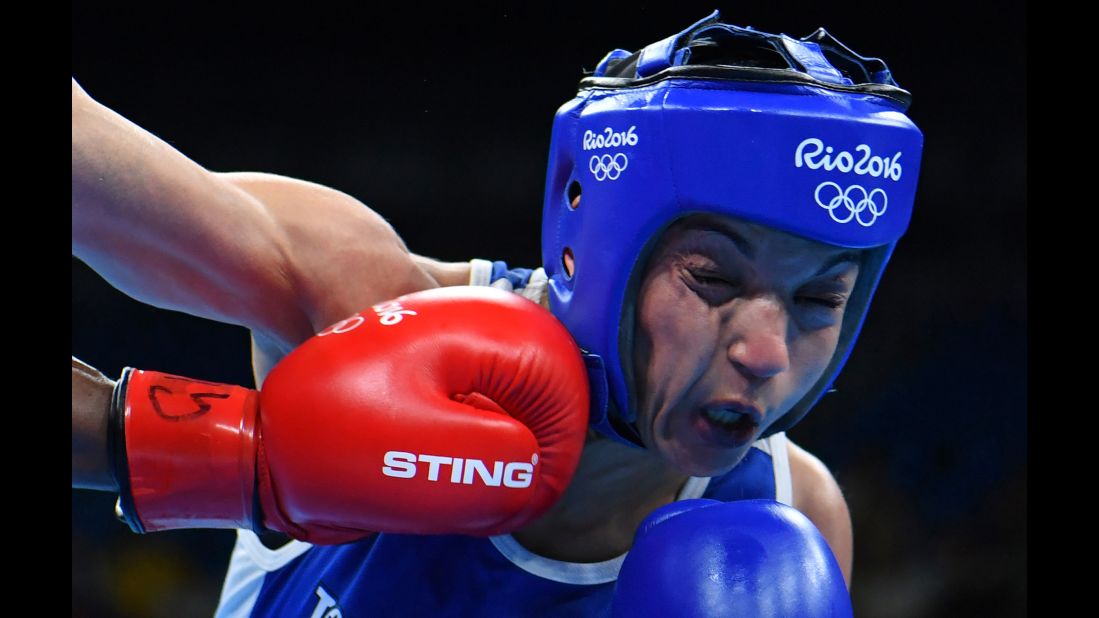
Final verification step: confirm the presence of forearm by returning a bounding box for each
[411,254,473,287]
[71,78,229,252]
[70,79,300,333]
[72,357,117,491]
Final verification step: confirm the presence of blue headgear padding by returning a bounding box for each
[543,12,924,447]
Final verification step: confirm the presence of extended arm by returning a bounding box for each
[72,78,446,348]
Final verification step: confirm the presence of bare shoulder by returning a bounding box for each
[786,438,853,586]
[218,172,449,332]
[787,439,847,520]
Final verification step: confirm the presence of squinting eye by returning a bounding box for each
[797,294,847,309]
[688,270,731,287]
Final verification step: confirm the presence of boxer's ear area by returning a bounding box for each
[618,216,686,420]
[453,391,508,415]
[562,247,576,278]
[562,181,582,279]
[568,180,582,210]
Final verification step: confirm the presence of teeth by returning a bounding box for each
[704,407,746,426]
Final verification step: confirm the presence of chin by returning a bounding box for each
[662,442,750,478]
[649,413,754,477]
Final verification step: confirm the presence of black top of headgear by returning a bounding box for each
[581,12,912,109]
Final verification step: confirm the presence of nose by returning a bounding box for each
[726,296,791,380]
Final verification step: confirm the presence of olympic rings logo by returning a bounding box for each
[814,182,888,227]
[589,153,629,181]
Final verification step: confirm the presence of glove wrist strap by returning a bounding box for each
[112,368,260,533]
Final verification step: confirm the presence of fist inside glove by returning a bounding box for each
[110,286,590,544]
[612,499,852,618]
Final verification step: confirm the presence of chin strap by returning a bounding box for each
[581,352,645,449]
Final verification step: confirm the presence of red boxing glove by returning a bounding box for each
[110,287,590,544]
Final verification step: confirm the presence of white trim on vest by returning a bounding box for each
[213,530,313,618]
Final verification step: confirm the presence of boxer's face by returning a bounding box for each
[631,214,860,477]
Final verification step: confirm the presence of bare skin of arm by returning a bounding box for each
[788,438,854,588]
[72,79,470,487]
[72,357,118,491]
[73,78,455,346]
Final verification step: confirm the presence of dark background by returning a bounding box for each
[72,3,1026,616]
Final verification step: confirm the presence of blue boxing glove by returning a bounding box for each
[612,499,852,618]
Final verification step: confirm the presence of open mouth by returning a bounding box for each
[694,405,760,447]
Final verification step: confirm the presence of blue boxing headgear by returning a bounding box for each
[541,12,924,448]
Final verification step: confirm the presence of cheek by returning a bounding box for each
[637,275,703,351]
[788,329,844,396]
[634,274,715,389]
